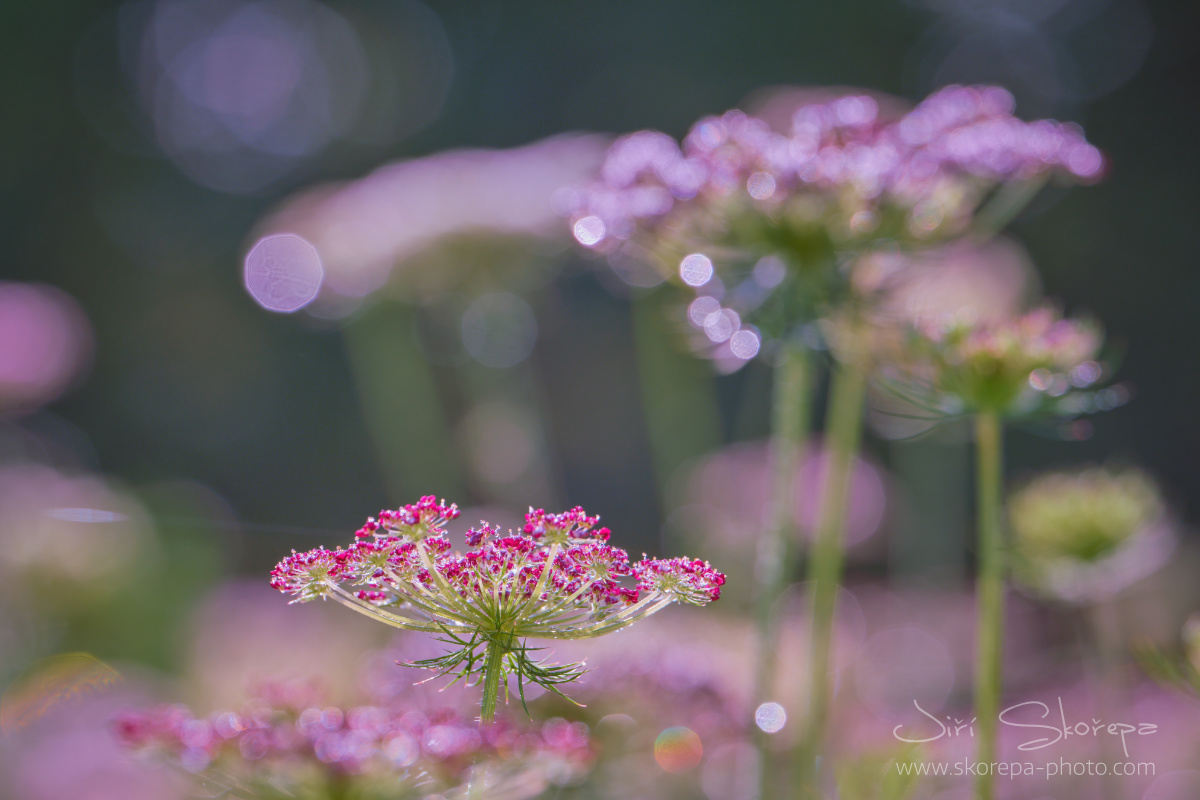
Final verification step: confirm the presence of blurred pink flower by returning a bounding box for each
[1,683,183,800]
[249,134,608,312]
[570,85,1103,253]
[114,687,593,797]
[0,282,93,414]
[858,237,1037,328]
[680,439,888,551]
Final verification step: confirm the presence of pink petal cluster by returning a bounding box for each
[568,85,1103,249]
[917,307,1101,372]
[271,499,724,640]
[354,495,460,540]
[523,506,611,544]
[633,557,727,604]
[888,307,1109,417]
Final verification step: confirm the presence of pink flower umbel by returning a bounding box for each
[271,498,725,721]
[566,85,1104,369]
[570,85,1102,254]
[879,307,1114,421]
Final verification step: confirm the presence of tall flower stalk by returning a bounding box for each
[879,308,1110,799]
[753,341,811,796]
[796,358,867,798]
[271,498,725,723]
[973,410,1004,800]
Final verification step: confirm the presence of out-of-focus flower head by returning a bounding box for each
[855,237,1038,328]
[678,440,887,561]
[271,497,724,707]
[247,135,608,316]
[877,306,1117,421]
[2,680,182,800]
[113,683,592,799]
[0,464,154,606]
[1008,466,1172,603]
[566,85,1103,367]
[858,238,1040,438]
[0,282,93,415]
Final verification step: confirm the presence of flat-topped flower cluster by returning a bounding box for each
[271,498,723,639]
[1008,466,1171,603]
[569,85,1103,252]
[271,498,724,710]
[877,307,1109,419]
[565,85,1105,369]
[114,683,592,799]
[868,303,1128,431]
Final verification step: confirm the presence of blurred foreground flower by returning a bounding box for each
[114,685,591,800]
[271,497,724,721]
[1009,467,1172,603]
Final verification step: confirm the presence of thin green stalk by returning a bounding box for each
[342,302,463,503]
[1085,601,1125,800]
[630,291,722,553]
[970,175,1049,243]
[752,342,812,800]
[480,636,508,724]
[973,411,1004,800]
[797,361,867,799]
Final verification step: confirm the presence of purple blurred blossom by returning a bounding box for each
[2,685,183,800]
[114,682,593,796]
[681,439,888,551]
[568,85,1103,251]
[0,282,93,414]
[252,135,608,312]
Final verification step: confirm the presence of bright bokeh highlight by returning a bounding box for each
[655,726,703,773]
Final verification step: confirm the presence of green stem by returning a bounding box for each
[631,291,722,525]
[480,637,507,724]
[970,174,1049,243]
[797,361,867,799]
[1086,601,1125,800]
[752,342,812,800]
[973,411,1004,800]
[342,302,463,503]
